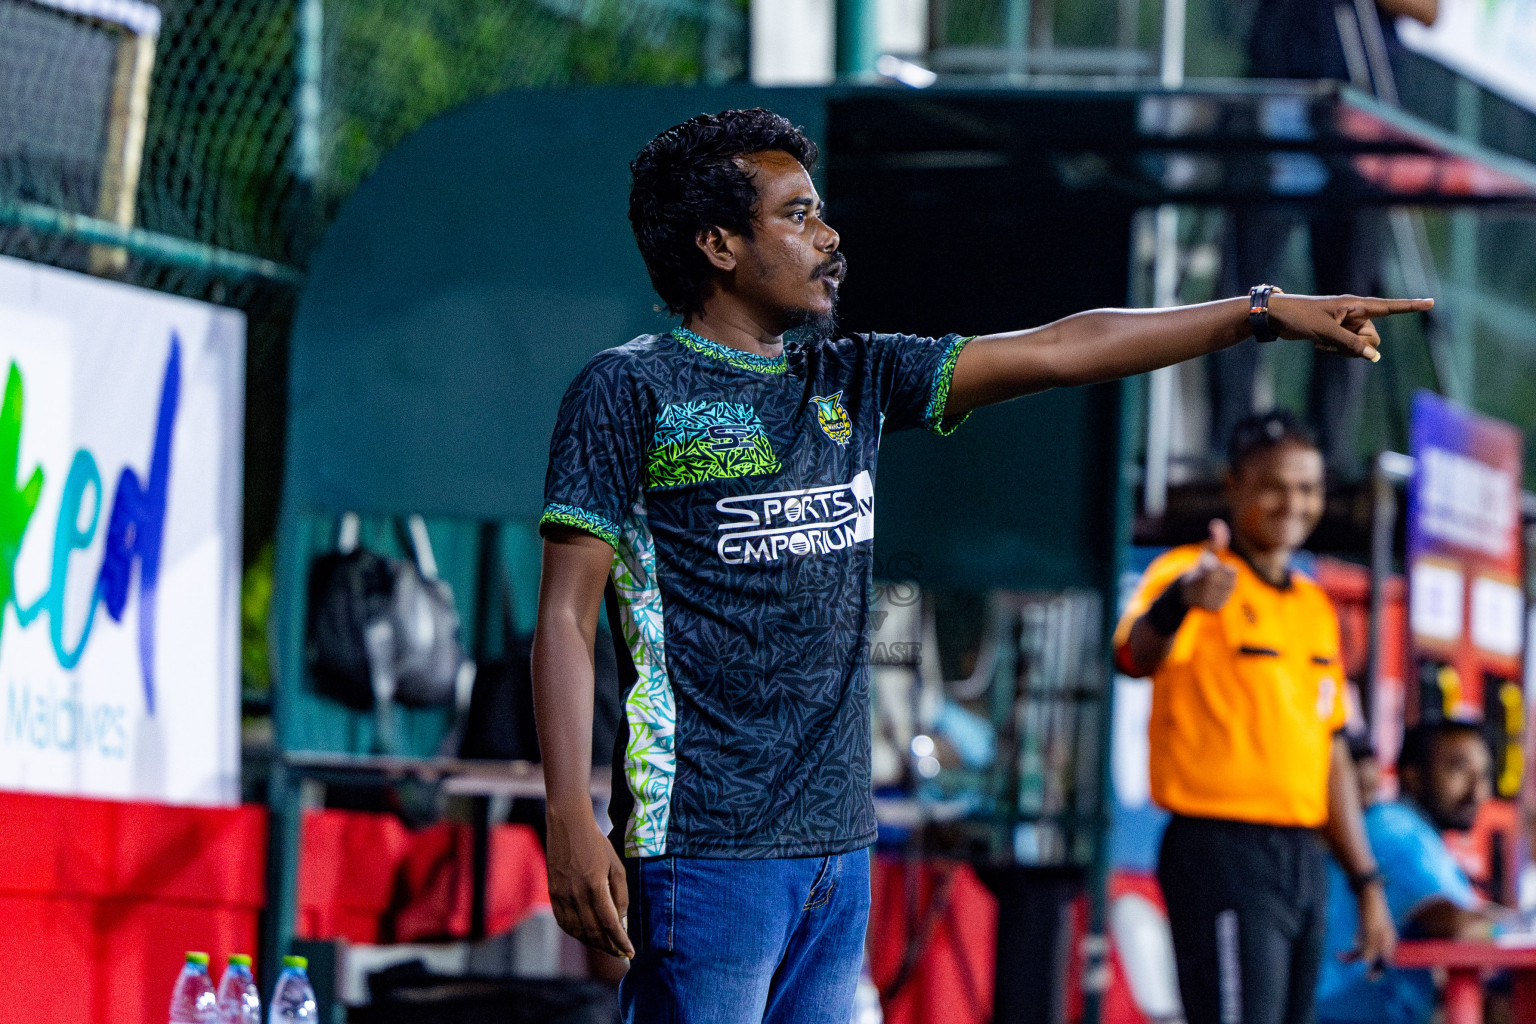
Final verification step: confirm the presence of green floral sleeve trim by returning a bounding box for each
[923,335,973,436]
[540,503,621,547]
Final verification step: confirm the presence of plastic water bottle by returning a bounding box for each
[267,955,317,1023]
[215,954,261,1024]
[169,951,217,1023]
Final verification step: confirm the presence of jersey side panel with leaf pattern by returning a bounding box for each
[609,500,675,856]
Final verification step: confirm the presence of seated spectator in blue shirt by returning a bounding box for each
[1317,720,1510,1024]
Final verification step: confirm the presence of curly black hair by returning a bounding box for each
[1228,409,1318,475]
[629,108,819,316]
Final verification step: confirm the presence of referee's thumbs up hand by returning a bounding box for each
[1180,519,1239,611]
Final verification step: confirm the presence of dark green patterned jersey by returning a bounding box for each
[541,327,969,858]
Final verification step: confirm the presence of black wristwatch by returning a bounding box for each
[1348,868,1383,894]
[1248,284,1281,343]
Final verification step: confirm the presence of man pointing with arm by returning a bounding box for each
[1117,411,1392,1024]
[534,108,1426,1024]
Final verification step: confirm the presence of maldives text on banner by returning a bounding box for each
[0,255,244,805]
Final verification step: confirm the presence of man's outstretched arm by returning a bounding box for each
[531,526,634,960]
[945,293,1433,415]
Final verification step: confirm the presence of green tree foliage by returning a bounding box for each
[134,0,742,260]
[241,541,274,695]
[322,0,742,214]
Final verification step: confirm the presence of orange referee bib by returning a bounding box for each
[1114,545,1346,828]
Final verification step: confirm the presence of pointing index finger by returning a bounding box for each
[1362,297,1434,317]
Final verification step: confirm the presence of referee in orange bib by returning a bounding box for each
[1115,411,1393,1024]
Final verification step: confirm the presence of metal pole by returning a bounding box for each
[1143,0,1186,519]
[1447,78,1481,404]
[295,0,323,183]
[0,200,304,284]
[1144,205,1180,519]
[1365,461,1393,731]
[1159,0,1185,90]
[1366,451,1414,736]
[291,0,324,257]
[836,0,880,81]
[1004,0,1032,78]
[259,759,300,1001]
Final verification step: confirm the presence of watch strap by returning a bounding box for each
[1249,284,1279,343]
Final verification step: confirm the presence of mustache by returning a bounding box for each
[813,253,847,282]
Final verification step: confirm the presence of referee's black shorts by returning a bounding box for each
[1157,815,1329,1024]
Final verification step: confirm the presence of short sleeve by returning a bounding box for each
[1112,546,1203,676]
[1302,586,1347,730]
[868,332,973,436]
[539,352,647,548]
[1370,806,1481,926]
[1322,606,1347,730]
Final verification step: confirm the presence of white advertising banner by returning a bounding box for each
[0,255,244,805]
[1399,2,1536,114]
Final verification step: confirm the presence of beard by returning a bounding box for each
[781,252,847,345]
[782,304,838,346]
[1430,797,1480,832]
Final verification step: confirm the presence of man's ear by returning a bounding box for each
[695,225,737,272]
[1398,763,1421,798]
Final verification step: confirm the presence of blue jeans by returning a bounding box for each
[620,850,871,1024]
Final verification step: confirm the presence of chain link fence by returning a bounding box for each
[0,0,746,573]
[1,0,744,697]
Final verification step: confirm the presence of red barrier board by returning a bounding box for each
[0,791,266,1024]
[0,798,553,1024]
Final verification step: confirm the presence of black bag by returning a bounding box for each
[306,547,397,711]
[306,515,466,714]
[458,632,538,761]
[458,564,621,765]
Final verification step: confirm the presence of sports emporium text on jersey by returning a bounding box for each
[714,471,875,564]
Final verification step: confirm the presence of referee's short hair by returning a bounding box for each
[1228,410,1317,476]
[1397,719,1486,776]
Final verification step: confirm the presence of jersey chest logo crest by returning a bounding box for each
[811,392,852,447]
